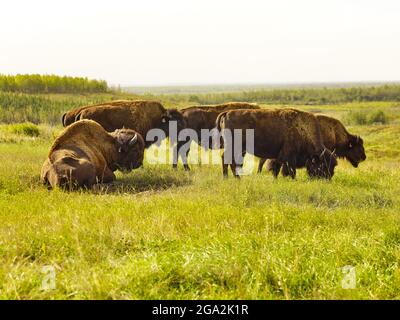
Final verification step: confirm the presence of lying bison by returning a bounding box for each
[172,102,260,170]
[215,108,337,179]
[63,100,185,148]
[259,114,366,177]
[41,120,145,190]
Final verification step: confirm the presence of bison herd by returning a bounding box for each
[40,100,366,190]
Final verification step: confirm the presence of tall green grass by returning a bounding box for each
[344,110,389,125]
[1,90,400,125]
[0,115,399,299]
[4,122,40,137]
[0,92,141,124]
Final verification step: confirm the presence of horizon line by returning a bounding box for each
[120,80,400,88]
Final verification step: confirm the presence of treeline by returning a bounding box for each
[178,85,400,105]
[0,74,109,94]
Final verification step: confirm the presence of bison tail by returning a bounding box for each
[215,111,228,131]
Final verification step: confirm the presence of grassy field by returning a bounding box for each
[0,99,399,299]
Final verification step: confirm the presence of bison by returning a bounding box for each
[259,114,366,177]
[172,102,260,170]
[63,100,185,148]
[62,100,132,127]
[41,119,145,190]
[215,108,338,179]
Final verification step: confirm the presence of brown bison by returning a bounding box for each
[215,108,338,179]
[259,114,366,177]
[172,102,260,170]
[63,100,185,148]
[41,120,145,190]
[62,100,132,127]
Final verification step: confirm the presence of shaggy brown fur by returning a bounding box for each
[62,100,132,127]
[71,100,184,148]
[173,102,260,170]
[41,120,144,190]
[215,108,337,179]
[260,114,366,176]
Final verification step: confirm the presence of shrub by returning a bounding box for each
[6,122,40,137]
[344,111,368,125]
[368,110,388,124]
[344,109,389,125]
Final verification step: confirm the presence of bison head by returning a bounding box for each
[345,135,366,167]
[306,148,338,180]
[160,109,187,135]
[112,128,145,172]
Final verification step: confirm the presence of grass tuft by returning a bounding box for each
[5,122,40,137]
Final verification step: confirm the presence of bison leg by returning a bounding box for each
[229,160,241,179]
[172,141,182,169]
[257,158,267,173]
[230,163,238,178]
[238,151,247,177]
[230,151,245,179]
[277,147,297,179]
[266,159,282,178]
[221,152,230,178]
[183,147,191,171]
[173,138,191,171]
[100,166,116,184]
[284,160,297,179]
[222,140,243,179]
[72,159,97,188]
[281,163,291,177]
[230,160,241,179]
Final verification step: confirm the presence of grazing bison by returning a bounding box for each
[62,100,132,127]
[41,120,145,190]
[172,102,260,170]
[259,114,366,176]
[215,108,337,179]
[63,100,185,148]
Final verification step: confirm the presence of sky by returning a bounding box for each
[0,0,399,86]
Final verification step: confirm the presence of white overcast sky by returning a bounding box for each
[0,0,399,86]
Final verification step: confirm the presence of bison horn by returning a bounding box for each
[128,134,138,146]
